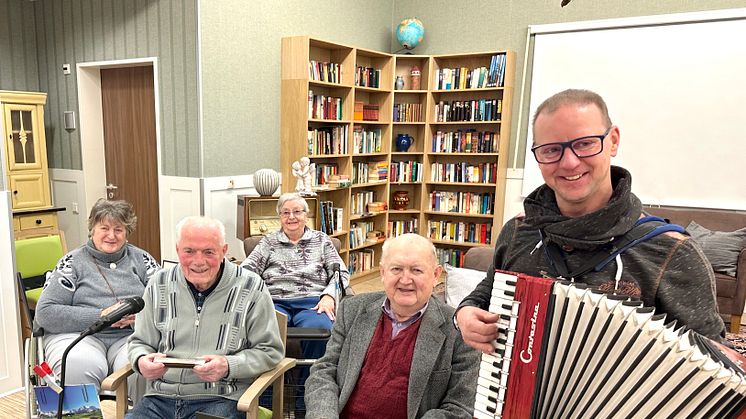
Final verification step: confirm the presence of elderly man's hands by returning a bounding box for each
[138,353,167,380]
[314,294,336,321]
[455,306,500,354]
[193,355,230,382]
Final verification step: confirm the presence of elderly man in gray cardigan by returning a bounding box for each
[127,216,283,419]
[305,233,479,418]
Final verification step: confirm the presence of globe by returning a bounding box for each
[396,18,425,50]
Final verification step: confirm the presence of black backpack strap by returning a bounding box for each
[592,216,686,272]
[542,216,686,280]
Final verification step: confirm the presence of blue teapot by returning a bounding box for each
[396,134,413,152]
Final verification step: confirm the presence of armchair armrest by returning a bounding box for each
[237,357,296,419]
[102,364,134,419]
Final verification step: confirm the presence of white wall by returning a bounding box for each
[49,172,278,263]
[50,169,88,249]
[202,174,281,261]
[0,191,23,396]
[520,9,746,210]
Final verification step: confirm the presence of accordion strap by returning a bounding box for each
[543,216,686,280]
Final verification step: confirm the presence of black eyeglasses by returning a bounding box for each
[531,126,612,164]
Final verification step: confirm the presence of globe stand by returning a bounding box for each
[393,47,415,54]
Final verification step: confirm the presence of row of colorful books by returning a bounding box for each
[387,218,419,238]
[349,221,376,249]
[429,191,495,215]
[433,54,507,90]
[307,126,348,156]
[431,130,499,153]
[308,91,343,120]
[428,220,492,245]
[352,126,382,154]
[389,160,423,183]
[434,99,502,123]
[351,190,376,215]
[352,161,388,184]
[353,101,380,121]
[393,103,424,122]
[309,60,341,83]
[312,163,338,187]
[349,249,375,275]
[430,162,497,184]
[436,247,468,268]
[355,66,381,88]
[319,200,343,235]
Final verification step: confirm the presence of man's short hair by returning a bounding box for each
[175,216,226,246]
[381,233,438,266]
[532,89,612,133]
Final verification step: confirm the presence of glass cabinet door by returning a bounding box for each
[4,104,43,171]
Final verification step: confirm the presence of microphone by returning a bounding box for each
[82,296,145,336]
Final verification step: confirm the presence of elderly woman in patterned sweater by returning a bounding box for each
[35,199,160,391]
[241,192,350,360]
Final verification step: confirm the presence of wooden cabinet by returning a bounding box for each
[280,37,515,276]
[1,91,58,237]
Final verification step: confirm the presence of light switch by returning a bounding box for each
[62,64,71,75]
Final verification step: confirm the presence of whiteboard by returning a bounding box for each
[521,10,746,210]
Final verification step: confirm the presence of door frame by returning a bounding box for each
[76,57,164,255]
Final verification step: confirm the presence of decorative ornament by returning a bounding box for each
[392,191,410,210]
[395,18,425,53]
[253,168,281,196]
[396,133,413,152]
[410,65,421,90]
[292,156,317,196]
[395,75,405,90]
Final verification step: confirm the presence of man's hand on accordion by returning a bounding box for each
[456,306,500,354]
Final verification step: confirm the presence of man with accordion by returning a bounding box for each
[453,89,737,419]
[456,88,725,352]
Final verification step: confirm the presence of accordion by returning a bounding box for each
[474,271,746,419]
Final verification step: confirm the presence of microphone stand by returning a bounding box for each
[57,331,90,419]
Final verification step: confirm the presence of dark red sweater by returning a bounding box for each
[341,314,423,419]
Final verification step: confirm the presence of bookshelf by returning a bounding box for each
[280,36,515,279]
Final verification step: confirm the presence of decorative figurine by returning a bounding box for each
[410,65,421,90]
[292,156,316,196]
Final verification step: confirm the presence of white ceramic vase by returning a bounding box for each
[253,168,280,196]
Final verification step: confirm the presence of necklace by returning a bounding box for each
[94,260,120,302]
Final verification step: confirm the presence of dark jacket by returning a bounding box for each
[459,166,725,340]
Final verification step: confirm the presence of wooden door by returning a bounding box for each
[100,66,161,261]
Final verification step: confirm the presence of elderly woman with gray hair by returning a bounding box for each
[241,192,349,359]
[35,199,159,391]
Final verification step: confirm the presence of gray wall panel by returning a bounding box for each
[33,0,199,176]
[0,0,39,92]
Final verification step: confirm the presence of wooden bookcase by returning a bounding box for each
[280,37,515,280]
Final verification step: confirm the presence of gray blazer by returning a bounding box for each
[305,291,479,418]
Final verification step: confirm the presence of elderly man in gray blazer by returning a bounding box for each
[305,233,479,418]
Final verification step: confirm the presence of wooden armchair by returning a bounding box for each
[102,311,296,419]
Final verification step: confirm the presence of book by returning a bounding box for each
[154,357,207,368]
[34,384,103,418]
